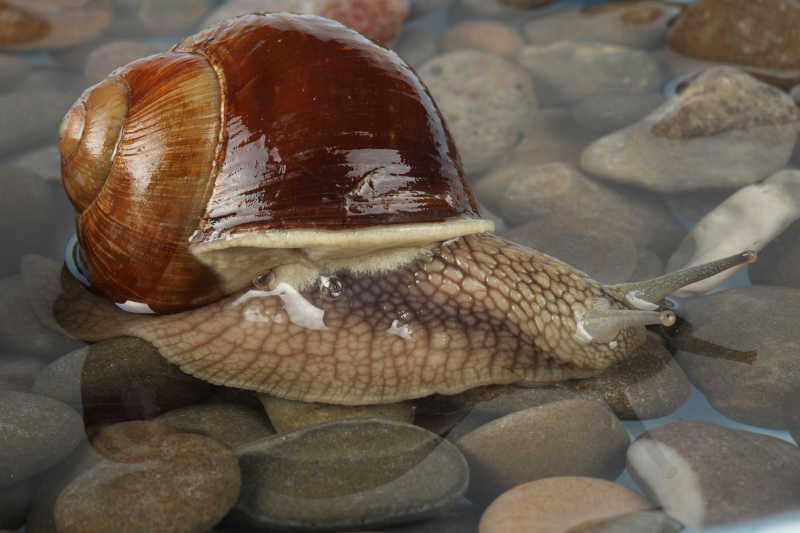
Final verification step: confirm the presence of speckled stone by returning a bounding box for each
[456,399,630,505]
[393,27,438,68]
[0,478,37,530]
[0,86,77,157]
[628,421,800,528]
[460,0,556,18]
[516,41,663,107]
[441,20,523,55]
[479,477,651,533]
[750,219,800,289]
[346,504,482,533]
[0,0,110,51]
[523,1,680,49]
[628,248,664,282]
[493,161,683,258]
[581,67,800,192]
[155,402,275,448]
[32,337,215,425]
[564,510,684,533]
[571,92,664,136]
[0,273,81,358]
[670,286,800,429]
[259,394,414,433]
[504,218,638,284]
[0,53,29,92]
[667,0,800,71]
[230,419,468,530]
[0,391,84,488]
[203,0,408,46]
[0,165,69,277]
[54,421,241,533]
[662,187,734,222]
[84,40,162,83]
[555,332,689,420]
[0,355,44,391]
[418,50,536,175]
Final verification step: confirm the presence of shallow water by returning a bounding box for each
[2,0,800,532]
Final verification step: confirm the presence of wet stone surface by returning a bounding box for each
[564,510,685,533]
[455,399,630,505]
[670,285,800,429]
[627,421,800,529]
[479,477,651,533]
[0,391,84,488]
[155,401,275,449]
[440,20,523,56]
[418,50,537,175]
[33,337,216,425]
[230,419,468,531]
[54,421,241,533]
[582,67,800,192]
[750,219,800,290]
[516,41,663,107]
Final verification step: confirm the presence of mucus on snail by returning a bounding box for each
[53,13,754,405]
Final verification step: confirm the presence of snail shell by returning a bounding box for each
[59,13,492,314]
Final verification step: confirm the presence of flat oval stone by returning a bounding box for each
[565,510,684,533]
[456,399,630,505]
[54,421,241,533]
[627,421,800,528]
[259,394,414,433]
[441,20,523,56]
[479,477,651,533]
[670,285,800,428]
[155,401,275,448]
[0,391,84,488]
[418,50,536,175]
[33,337,215,425]
[230,419,468,530]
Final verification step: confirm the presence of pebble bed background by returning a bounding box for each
[2,0,800,532]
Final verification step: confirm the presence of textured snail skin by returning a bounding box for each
[51,233,645,405]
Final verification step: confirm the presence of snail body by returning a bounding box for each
[55,13,751,404]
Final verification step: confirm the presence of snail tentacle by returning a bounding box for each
[606,250,757,307]
[576,305,675,344]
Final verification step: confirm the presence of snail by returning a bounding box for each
[52,13,753,405]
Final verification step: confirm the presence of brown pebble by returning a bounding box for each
[479,476,650,533]
[441,20,523,55]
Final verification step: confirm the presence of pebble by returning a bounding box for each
[0,54,29,93]
[564,510,684,533]
[479,477,651,533]
[666,169,800,295]
[259,394,414,433]
[0,274,81,358]
[231,419,468,530]
[455,399,629,505]
[393,27,438,68]
[0,0,111,51]
[516,41,663,107]
[155,401,275,448]
[32,337,215,425]
[441,20,523,56]
[0,391,84,488]
[581,67,800,192]
[571,92,664,136]
[523,1,680,49]
[54,421,241,533]
[0,86,78,157]
[491,161,682,258]
[670,285,800,429]
[662,187,734,222]
[347,504,482,533]
[5,144,62,182]
[84,40,162,84]
[418,50,536,175]
[459,0,557,18]
[749,219,800,289]
[667,0,800,72]
[203,0,409,46]
[0,478,37,530]
[409,0,454,19]
[628,248,664,282]
[126,0,216,36]
[0,166,75,277]
[627,421,800,528]
[0,355,44,391]
[504,218,638,284]
[555,332,690,420]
